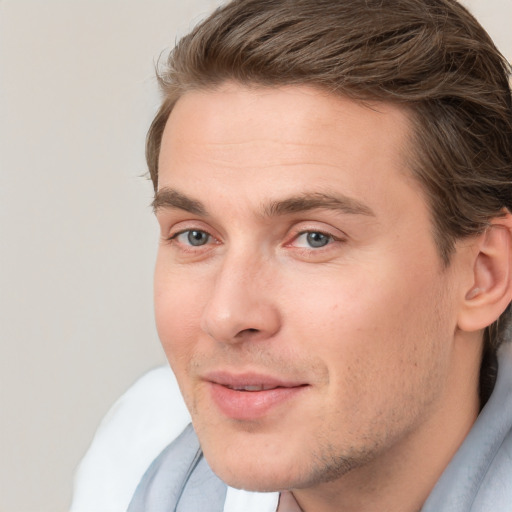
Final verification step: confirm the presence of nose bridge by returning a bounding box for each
[200,247,280,343]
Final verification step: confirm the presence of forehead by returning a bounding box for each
[157,83,423,221]
[161,84,412,163]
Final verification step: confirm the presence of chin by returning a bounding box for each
[203,448,298,492]
[211,467,292,493]
[202,430,374,495]
[203,446,338,494]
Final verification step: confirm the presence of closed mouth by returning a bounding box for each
[204,370,308,391]
[225,383,307,391]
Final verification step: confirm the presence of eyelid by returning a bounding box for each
[285,222,347,245]
[164,218,215,238]
[170,229,210,243]
[169,227,207,239]
[163,219,221,249]
[293,230,335,247]
[170,228,216,243]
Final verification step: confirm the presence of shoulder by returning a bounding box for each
[423,342,512,511]
[70,366,191,512]
[470,342,512,510]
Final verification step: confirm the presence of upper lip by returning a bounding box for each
[204,371,308,391]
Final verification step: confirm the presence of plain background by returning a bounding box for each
[0,1,511,511]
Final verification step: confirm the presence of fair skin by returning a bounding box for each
[153,84,511,512]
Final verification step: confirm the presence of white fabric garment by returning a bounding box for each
[224,488,280,512]
[70,366,282,512]
[70,367,191,512]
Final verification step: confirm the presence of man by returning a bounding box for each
[72,0,512,511]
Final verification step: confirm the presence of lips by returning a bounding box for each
[204,371,308,421]
[226,384,279,391]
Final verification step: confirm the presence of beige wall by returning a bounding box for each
[0,1,220,511]
[0,1,510,511]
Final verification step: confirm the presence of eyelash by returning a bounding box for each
[291,230,337,249]
[166,229,217,251]
[166,228,341,252]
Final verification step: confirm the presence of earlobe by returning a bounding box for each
[458,212,512,333]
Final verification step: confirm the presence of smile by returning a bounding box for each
[204,372,309,421]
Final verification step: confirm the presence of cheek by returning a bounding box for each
[286,262,453,395]
[154,261,204,367]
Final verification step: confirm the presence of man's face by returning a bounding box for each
[154,84,467,492]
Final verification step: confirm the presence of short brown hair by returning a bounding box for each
[147,0,512,366]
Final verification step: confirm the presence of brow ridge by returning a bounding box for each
[152,188,374,218]
[262,192,375,217]
[152,188,207,215]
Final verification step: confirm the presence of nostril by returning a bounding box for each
[236,327,260,338]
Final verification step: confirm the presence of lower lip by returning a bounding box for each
[209,382,307,421]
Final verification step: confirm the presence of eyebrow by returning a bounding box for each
[152,187,375,218]
[152,188,207,215]
[262,192,375,217]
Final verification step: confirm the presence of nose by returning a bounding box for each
[200,253,281,344]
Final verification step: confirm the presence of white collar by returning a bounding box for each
[224,488,304,512]
[224,487,279,512]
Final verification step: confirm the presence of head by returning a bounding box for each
[148,0,512,363]
[149,0,512,502]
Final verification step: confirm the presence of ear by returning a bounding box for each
[457,210,512,333]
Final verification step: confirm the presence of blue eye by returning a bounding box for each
[306,232,331,248]
[174,230,211,246]
[186,230,210,246]
[295,231,333,248]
